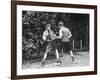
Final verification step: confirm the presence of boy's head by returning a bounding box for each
[45,24,51,30]
[58,21,64,28]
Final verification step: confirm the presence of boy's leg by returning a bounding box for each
[55,49,59,59]
[60,42,64,57]
[52,40,62,65]
[70,50,76,63]
[42,51,48,62]
[55,49,62,65]
[41,51,47,66]
[41,45,51,66]
[67,42,76,64]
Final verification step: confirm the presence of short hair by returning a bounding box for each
[58,21,64,25]
[45,23,51,29]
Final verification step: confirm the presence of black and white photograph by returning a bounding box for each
[22,11,90,69]
[11,1,97,79]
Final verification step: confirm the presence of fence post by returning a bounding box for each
[73,40,74,50]
[80,40,82,50]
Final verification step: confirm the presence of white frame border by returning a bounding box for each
[17,5,94,75]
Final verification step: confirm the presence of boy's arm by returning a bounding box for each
[67,29,72,38]
[42,32,47,41]
[57,29,62,39]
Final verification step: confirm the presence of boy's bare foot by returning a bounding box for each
[73,61,77,64]
[41,61,45,66]
[55,60,62,66]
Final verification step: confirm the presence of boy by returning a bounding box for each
[57,21,76,63]
[41,24,61,66]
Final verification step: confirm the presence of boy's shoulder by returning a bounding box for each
[61,26,69,31]
[43,30,48,33]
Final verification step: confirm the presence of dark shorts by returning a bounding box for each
[61,42,72,51]
[46,40,57,50]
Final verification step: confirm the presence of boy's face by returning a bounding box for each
[58,24,63,28]
[46,24,51,30]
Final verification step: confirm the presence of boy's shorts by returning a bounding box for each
[46,40,57,50]
[61,42,72,51]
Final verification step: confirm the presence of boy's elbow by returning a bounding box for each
[43,38,46,41]
[71,34,72,37]
[59,36,62,39]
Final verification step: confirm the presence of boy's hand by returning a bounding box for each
[55,36,61,39]
[54,36,59,39]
